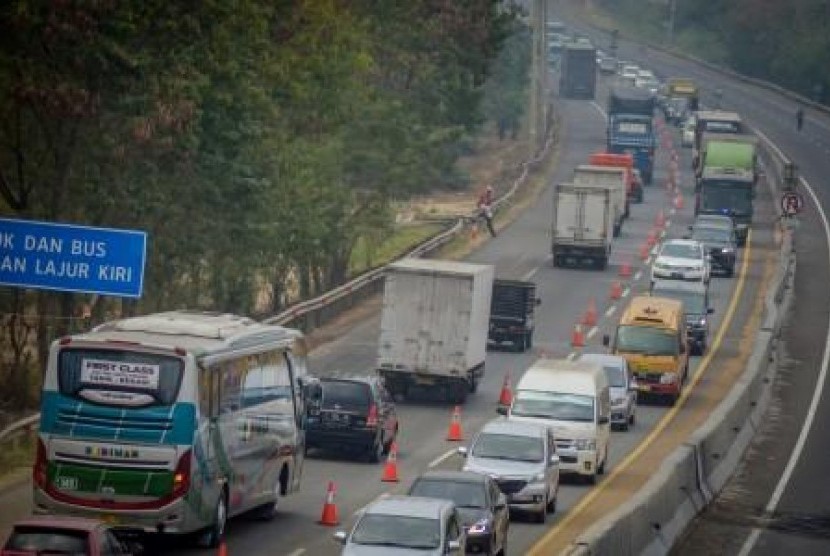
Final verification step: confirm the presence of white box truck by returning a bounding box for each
[377,258,494,404]
[552,182,614,269]
[572,164,627,237]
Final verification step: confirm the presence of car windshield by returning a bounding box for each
[616,325,678,355]
[471,432,544,462]
[511,390,595,422]
[602,365,626,387]
[660,243,700,259]
[692,227,732,243]
[321,381,370,410]
[410,479,486,509]
[5,527,89,554]
[351,514,440,549]
[652,290,706,314]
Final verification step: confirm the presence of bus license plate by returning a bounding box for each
[55,476,78,491]
[639,384,651,392]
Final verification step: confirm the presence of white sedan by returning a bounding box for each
[681,116,696,147]
[651,239,710,285]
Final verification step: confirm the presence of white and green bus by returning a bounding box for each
[33,311,311,547]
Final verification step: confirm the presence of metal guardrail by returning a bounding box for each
[0,129,557,460]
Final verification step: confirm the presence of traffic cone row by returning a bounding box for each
[655,209,666,228]
[218,540,228,556]
[674,194,684,210]
[639,242,651,261]
[319,481,340,526]
[446,406,464,441]
[619,257,632,278]
[582,297,597,327]
[646,229,657,248]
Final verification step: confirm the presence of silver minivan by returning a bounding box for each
[460,418,559,524]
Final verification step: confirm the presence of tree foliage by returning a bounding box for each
[0,1,528,410]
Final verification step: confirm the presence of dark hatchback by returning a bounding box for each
[305,376,398,463]
[408,470,509,556]
[689,224,738,276]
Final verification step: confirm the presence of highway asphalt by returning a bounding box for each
[0,42,779,556]
[563,12,830,556]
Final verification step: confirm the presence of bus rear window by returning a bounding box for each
[58,348,184,407]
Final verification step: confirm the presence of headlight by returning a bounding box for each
[659,372,678,384]
[574,438,597,451]
[722,247,735,254]
[698,318,707,326]
[467,518,490,535]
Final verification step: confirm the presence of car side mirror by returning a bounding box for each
[496,405,508,416]
[598,415,610,425]
[447,539,462,553]
[333,531,348,545]
[549,454,560,466]
[495,493,508,509]
[456,446,469,458]
[536,298,542,306]
[602,334,611,347]
[629,380,638,392]
[707,307,715,314]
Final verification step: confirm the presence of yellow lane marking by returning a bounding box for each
[529,229,754,555]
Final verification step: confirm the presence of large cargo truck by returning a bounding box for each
[559,43,597,99]
[551,183,614,269]
[695,165,754,246]
[488,279,540,352]
[572,164,628,237]
[377,258,494,403]
[606,86,656,184]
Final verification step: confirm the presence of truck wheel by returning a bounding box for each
[450,382,468,404]
[597,257,608,271]
[468,375,479,393]
[525,332,533,351]
[613,223,621,238]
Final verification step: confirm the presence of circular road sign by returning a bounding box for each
[781,191,805,216]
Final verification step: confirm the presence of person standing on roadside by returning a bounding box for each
[477,185,497,237]
[796,106,805,132]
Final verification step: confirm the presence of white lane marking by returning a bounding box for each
[634,270,642,281]
[429,448,458,468]
[660,229,667,238]
[566,352,577,361]
[737,173,830,554]
[665,219,672,227]
[521,267,539,281]
[622,287,631,298]
[590,101,608,121]
[605,306,617,318]
[354,492,392,516]
[587,326,598,339]
[287,550,306,556]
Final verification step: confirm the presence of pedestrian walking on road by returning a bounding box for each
[477,185,497,237]
[796,107,805,132]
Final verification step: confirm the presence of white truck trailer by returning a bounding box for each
[551,182,614,269]
[572,164,627,237]
[377,258,494,404]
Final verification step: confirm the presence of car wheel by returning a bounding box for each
[367,435,384,463]
[525,332,533,350]
[253,473,282,521]
[586,473,597,485]
[497,535,507,556]
[629,411,636,426]
[598,454,606,475]
[546,488,557,514]
[535,498,547,523]
[197,490,227,548]
[620,419,630,432]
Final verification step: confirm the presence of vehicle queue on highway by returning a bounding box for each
[3,22,762,556]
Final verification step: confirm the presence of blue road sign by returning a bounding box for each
[0,218,147,298]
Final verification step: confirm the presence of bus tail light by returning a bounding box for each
[172,449,192,499]
[33,438,47,488]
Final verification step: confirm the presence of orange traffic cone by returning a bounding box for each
[674,194,684,210]
[619,258,632,278]
[639,242,651,261]
[582,298,597,327]
[446,406,464,441]
[498,372,513,409]
[610,280,623,300]
[381,442,400,482]
[470,224,479,241]
[218,540,228,556]
[319,481,340,526]
[646,229,657,248]
[571,323,585,347]
[655,210,666,228]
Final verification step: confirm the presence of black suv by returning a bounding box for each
[305,376,399,463]
[689,221,738,277]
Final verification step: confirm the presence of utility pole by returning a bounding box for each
[667,0,676,44]
[529,0,547,155]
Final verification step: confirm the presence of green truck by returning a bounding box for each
[695,140,757,245]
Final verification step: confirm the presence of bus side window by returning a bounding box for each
[199,366,220,420]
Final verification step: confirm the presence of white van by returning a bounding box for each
[501,359,611,483]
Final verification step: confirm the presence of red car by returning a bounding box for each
[2,515,136,556]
